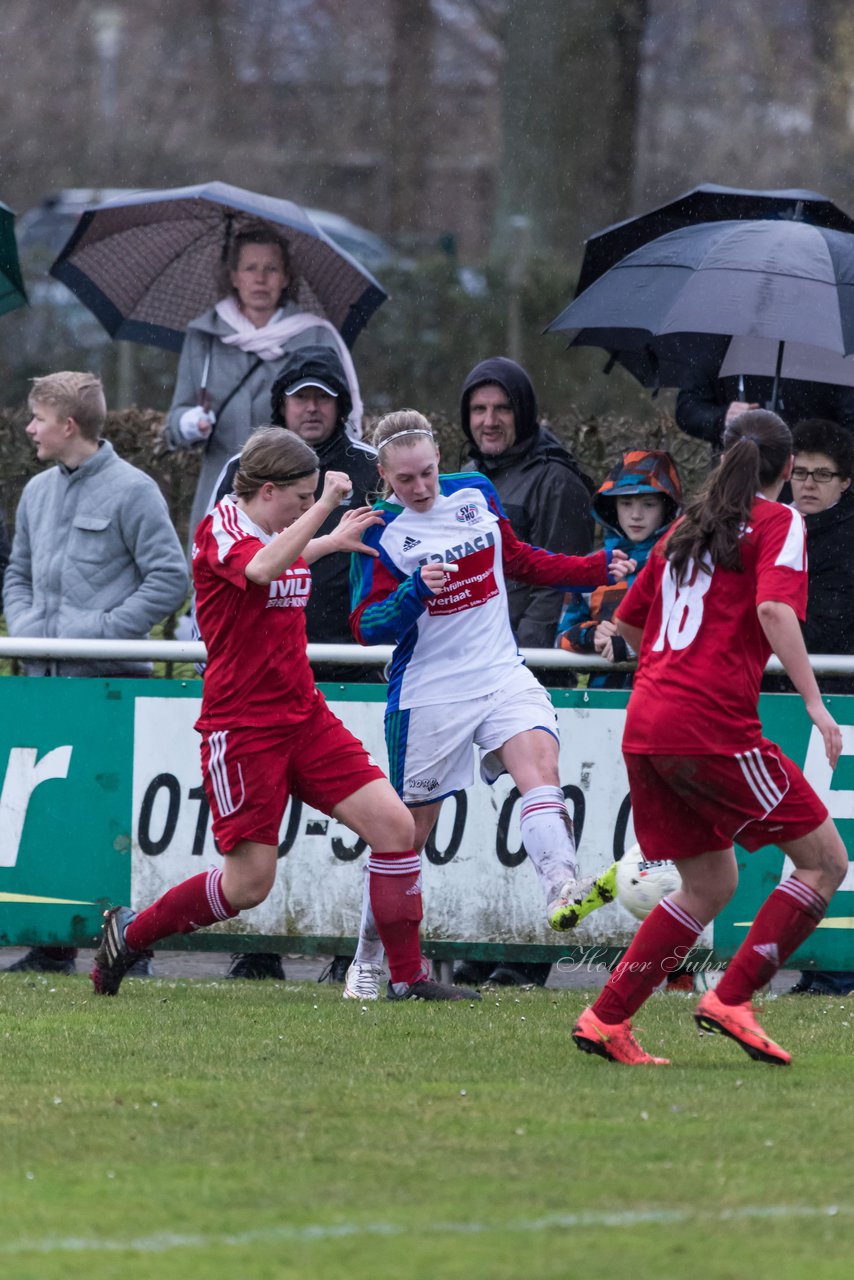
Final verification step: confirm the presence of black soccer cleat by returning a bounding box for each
[386,978,482,1002]
[225,952,286,980]
[91,906,152,996]
[4,946,78,975]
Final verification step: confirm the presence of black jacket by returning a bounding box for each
[676,374,854,447]
[802,488,854,659]
[211,428,378,646]
[460,357,594,647]
[764,489,854,695]
[0,507,9,598]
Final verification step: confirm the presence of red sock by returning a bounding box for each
[715,876,827,1005]
[367,848,426,986]
[125,868,238,951]
[593,897,703,1023]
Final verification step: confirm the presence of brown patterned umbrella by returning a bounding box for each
[49,181,387,351]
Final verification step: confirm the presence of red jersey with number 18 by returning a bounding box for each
[617,496,807,755]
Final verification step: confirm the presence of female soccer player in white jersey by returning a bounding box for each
[342,410,634,1000]
[91,426,479,1002]
[572,409,848,1067]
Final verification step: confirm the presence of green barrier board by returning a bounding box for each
[0,677,851,969]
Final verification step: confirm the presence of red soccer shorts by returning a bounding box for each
[200,698,386,852]
[624,739,828,860]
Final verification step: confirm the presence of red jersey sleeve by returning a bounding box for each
[754,503,808,621]
[211,536,260,590]
[196,503,265,592]
[499,515,609,588]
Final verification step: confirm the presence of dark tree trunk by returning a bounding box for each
[494,0,649,255]
[601,0,649,220]
[387,0,435,236]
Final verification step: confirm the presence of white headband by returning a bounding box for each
[378,428,434,450]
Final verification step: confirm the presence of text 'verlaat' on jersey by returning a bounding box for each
[267,568,311,608]
[423,544,499,617]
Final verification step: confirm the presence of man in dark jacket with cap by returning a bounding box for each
[209,345,379,674]
[206,345,378,983]
[456,357,594,988]
[459,356,594,648]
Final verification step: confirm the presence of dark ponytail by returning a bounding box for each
[665,410,792,585]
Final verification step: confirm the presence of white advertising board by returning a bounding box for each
[131,695,646,947]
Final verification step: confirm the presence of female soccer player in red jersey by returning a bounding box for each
[343,411,634,1000]
[91,426,478,1002]
[572,410,848,1066]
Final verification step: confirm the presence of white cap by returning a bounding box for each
[285,378,339,398]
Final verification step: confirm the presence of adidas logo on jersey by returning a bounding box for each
[402,536,421,551]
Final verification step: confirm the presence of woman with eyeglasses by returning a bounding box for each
[785,418,854,999]
[572,409,847,1067]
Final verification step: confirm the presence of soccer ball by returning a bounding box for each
[616,843,681,921]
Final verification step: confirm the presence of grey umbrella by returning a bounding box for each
[547,218,854,407]
[48,181,387,352]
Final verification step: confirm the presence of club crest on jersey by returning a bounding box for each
[455,504,478,524]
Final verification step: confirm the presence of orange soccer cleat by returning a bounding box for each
[572,1005,670,1066]
[694,989,791,1066]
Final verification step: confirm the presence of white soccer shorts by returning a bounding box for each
[386,665,559,805]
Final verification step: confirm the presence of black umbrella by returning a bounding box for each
[547,219,854,408]
[574,183,854,296]
[0,199,27,318]
[49,181,387,352]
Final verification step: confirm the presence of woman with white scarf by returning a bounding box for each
[165,221,364,550]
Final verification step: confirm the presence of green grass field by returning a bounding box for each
[1,975,852,1280]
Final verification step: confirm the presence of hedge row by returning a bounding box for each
[0,407,712,548]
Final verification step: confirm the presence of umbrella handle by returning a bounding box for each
[199,346,212,413]
[771,341,783,412]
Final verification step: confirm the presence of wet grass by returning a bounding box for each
[0,975,852,1280]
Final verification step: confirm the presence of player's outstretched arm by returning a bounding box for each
[758,599,842,768]
[349,562,455,644]
[304,506,382,564]
[246,471,352,584]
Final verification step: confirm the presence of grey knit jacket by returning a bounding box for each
[3,441,189,676]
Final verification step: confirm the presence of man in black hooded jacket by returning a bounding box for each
[459,356,594,648]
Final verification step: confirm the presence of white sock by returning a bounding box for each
[519,785,578,903]
[353,866,385,966]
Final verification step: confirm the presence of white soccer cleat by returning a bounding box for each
[343,960,384,1001]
